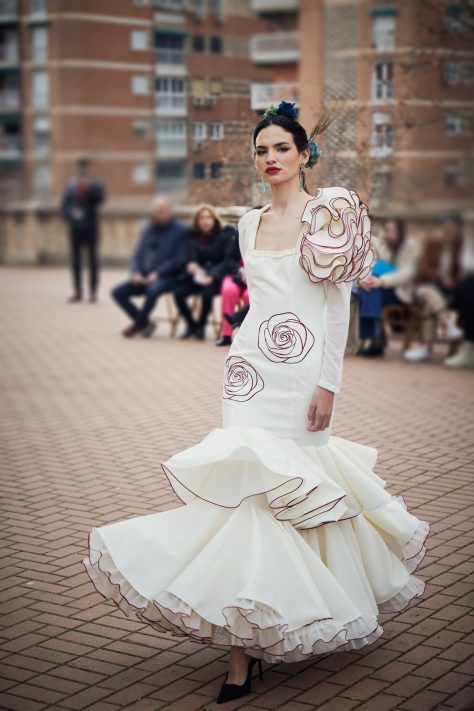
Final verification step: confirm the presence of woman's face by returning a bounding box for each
[197,209,214,234]
[253,124,309,187]
[384,220,400,247]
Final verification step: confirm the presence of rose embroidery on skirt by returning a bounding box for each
[258,312,315,363]
[223,356,264,402]
[299,189,375,283]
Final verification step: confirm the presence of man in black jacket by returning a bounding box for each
[61,157,106,303]
[111,196,187,338]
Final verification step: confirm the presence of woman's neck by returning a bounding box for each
[266,181,312,216]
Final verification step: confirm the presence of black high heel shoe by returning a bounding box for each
[216,656,263,704]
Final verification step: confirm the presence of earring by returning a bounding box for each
[298,164,305,191]
[257,173,269,193]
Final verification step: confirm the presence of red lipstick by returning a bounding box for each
[265,167,281,174]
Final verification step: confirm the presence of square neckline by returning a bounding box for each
[250,192,322,257]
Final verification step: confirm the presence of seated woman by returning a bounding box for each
[404,216,465,363]
[357,218,421,357]
[215,229,249,347]
[173,204,236,340]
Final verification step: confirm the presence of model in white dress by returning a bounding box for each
[84,186,430,668]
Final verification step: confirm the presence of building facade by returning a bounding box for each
[1,0,473,219]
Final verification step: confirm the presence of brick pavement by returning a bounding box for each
[0,266,473,711]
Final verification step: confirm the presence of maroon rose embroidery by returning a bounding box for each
[223,357,264,402]
[299,189,375,283]
[258,312,315,363]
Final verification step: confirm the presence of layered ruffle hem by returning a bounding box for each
[83,427,430,664]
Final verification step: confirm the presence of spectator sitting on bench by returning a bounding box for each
[404,215,465,363]
[173,204,236,341]
[111,195,187,338]
[356,218,421,357]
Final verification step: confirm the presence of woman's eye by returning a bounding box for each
[278,147,289,152]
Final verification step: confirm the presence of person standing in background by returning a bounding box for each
[61,157,106,303]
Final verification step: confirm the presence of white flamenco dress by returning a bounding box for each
[83,187,430,664]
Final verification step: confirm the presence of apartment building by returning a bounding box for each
[1,0,472,216]
[298,0,474,215]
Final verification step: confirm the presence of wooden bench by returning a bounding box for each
[381,304,462,355]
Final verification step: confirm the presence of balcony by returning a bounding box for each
[155,93,187,117]
[251,0,298,12]
[155,48,186,76]
[0,88,20,110]
[0,134,21,163]
[153,0,186,10]
[0,0,18,22]
[250,31,300,64]
[156,137,187,159]
[0,41,18,63]
[251,82,299,110]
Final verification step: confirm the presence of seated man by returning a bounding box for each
[111,195,187,338]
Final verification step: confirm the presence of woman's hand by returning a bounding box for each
[307,386,335,432]
[186,261,199,275]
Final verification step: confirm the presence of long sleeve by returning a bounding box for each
[317,280,353,394]
[379,238,421,289]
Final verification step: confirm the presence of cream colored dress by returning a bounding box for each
[84,187,430,664]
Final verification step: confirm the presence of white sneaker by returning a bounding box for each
[444,341,474,369]
[403,344,433,362]
[444,321,464,340]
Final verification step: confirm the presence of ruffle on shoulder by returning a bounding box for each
[300,187,375,283]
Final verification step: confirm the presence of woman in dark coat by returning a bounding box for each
[174,204,236,340]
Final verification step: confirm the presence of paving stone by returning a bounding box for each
[1,266,473,711]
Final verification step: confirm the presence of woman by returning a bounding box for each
[357,218,421,357]
[174,204,234,340]
[404,216,465,363]
[216,230,249,347]
[84,102,430,705]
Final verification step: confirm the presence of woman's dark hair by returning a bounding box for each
[253,115,311,194]
[385,218,406,259]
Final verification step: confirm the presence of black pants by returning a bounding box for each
[173,278,221,328]
[451,275,474,341]
[69,231,99,298]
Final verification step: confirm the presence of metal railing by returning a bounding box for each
[250,82,299,110]
[250,31,300,63]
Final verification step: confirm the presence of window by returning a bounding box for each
[192,35,205,52]
[31,0,47,14]
[210,162,222,179]
[210,36,222,54]
[372,61,393,101]
[193,121,207,139]
[131,29,148,50]
[460,62,474,84]
[133,120,150,139]
[31,26,48,63]
[132,74,149,95]
[157,161,186,182]
[132,163,151,185]
[443,61,460,86]
[370,112,393,156]
[33,115,50,155]
[372,15,395,52]
[33,161,51,198]
[192,0,205,21]
[209,78,222,96]
[444,163,459,186]
[446,113,462,136]
[193,163,206,180]
[32,70,49,108]
[156,120,186,141]
[371,168,392,201]
[155,33,185,64]
[209,121,223,139]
